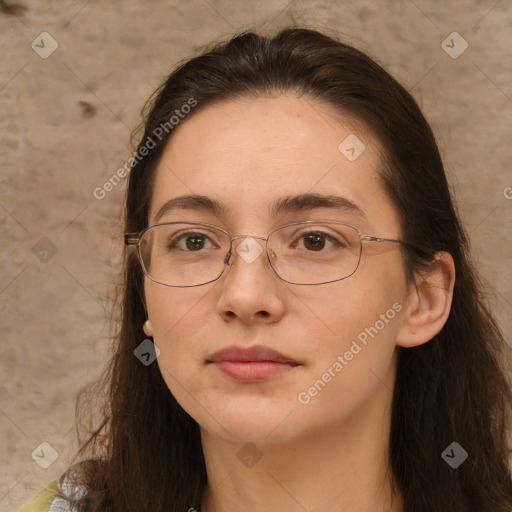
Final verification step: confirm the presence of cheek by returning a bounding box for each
[299,250,406,351]
[144,281,212,401]
[290,264,406,412]
[145,277,213,340]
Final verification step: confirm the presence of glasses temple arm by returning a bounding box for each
[360,236,405,245]
[124,234,140,246]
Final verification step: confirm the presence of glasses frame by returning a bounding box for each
[124,220,405,287]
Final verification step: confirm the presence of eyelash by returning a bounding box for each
[168,230,345,252]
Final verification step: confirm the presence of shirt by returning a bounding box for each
[19,476,85,512]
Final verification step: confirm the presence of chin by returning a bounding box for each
[196,399,304,446]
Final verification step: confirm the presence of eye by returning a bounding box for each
[293,230,345,252]
[169,231,217,252]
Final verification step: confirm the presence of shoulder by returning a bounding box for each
[19,471,87,512]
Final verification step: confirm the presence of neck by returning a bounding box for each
[198,398,402,512]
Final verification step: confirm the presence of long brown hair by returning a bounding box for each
[64,27,512,511]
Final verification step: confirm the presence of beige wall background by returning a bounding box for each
[1,1,511,510]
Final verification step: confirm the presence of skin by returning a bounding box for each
[142,95,455,512]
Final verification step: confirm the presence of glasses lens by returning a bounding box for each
[139,223,229,287]
[268,222,362,284]
[137,221,362,287]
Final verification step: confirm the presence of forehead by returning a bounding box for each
[149,95,399,234]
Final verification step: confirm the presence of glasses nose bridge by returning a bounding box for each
[229,233,268,245]
[224,233,272,267]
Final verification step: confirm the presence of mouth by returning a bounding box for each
[207,345,300,383]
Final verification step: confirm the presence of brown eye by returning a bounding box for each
[302,233,326,251]
[293,230,345,252]
[184,235,206,251]
[169,232,214,252]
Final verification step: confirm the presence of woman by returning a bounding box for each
[21,27,512,512]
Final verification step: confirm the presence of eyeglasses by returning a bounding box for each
[124,220,405,287]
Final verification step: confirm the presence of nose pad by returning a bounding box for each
[223,249,233,266]
[268,247,277,265]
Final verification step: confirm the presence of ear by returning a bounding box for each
[143,319,154,337]
[396,251,455,348]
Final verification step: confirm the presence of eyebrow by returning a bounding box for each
[153,193,367,223]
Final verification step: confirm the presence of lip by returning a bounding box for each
[207,345,300,383]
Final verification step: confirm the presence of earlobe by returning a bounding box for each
[396,251,455,348]
[143,319,154,337]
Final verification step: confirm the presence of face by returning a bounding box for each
[144,95,411,446]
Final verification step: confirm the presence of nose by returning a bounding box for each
[216,236,285,323]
